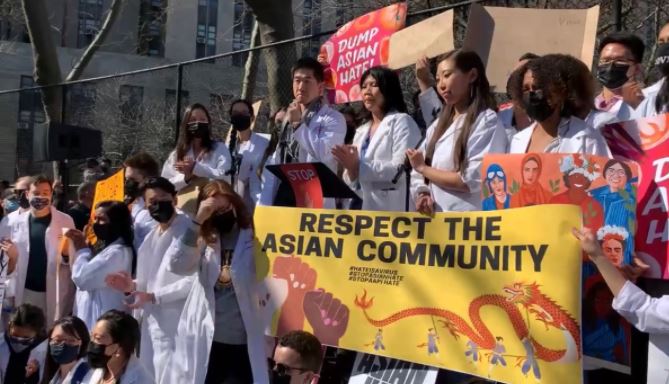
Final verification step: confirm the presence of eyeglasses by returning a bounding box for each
[487,171,505,180]
[271,361,310,377]
[605,168,627,177]
[49,337,80,346]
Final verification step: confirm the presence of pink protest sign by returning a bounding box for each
[602,113,669,279]
[318,2,407,104]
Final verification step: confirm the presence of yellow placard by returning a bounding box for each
[86,169,125,244]
[254,205,583,384]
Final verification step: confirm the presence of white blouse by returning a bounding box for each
[410,109,507,212]
[161,141,232,191]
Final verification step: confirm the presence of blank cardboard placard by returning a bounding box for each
[251,100,263,131]
[463,4,600,92]
[387,10,454,69]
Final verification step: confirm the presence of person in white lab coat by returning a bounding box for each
[3,175,75,327]
[67,201,134,330]
[81,310,153,384]
[332,66,421,212]
[507,55,611,156]
[406,50,508,213]
[593,32,646,121]
[123,152,160,250]
[262,57,346,208]
[227,99,270,215]
[161,103,232,191]
[105,177,194,384]
[168,180,268,383]
[635,23,669,118]
[0,304,48,384]
[42,316,91,384]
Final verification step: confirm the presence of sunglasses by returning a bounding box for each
[271,361,310,377]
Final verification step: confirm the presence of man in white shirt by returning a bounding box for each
[262,57,347,208]
[594,32,646,122]
[123,152,160,249]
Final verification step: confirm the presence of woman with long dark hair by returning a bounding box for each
[168,180,268,383]
[66,201,135,330]
[42,316,90,384]
[332,66,421,211]
[407,50,507,213]
[507,55,610,155]
[161,103,232,191]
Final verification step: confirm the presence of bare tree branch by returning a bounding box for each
[65,0,124,82]
[241,19,261,100]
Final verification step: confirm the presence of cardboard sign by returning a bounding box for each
[320,2,407,104]
[255,205,584,384]
[481,153,638,373]
[602,113,669,279]
[463,4,600,91]
[251,100,263,131]
[387,10,455,70]
[348,353,438,384]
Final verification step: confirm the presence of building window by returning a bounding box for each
[231,0,253,67]
[302,0,322,58]
[17,75,45,165]
[138,0,167,57]
[119,85,144,126]
[78,0,104,48]
[196,0,218,59]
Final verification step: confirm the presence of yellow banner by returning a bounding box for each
[254,205,583,384]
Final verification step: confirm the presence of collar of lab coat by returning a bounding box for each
[355,111,399,159]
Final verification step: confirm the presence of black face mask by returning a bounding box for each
[597,62,630,89]
[148,201,175,223]
[87,341,112,369]
[124,179,141,202]
[521,91,555,122]
[187,122,209,139]
[18,191,30,210]
[93,223,118,243]
[210,210,236,235]
[271,370,293,384]
[655,43,669,76]
[230,114,252,131]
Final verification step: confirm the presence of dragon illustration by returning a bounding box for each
[354,282,581,365]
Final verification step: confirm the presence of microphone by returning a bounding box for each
[392,136,426,184]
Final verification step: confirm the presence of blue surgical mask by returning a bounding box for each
[3,198,19,214]
[9,335,34,353]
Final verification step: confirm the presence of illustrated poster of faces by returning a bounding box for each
[481,153,639,371]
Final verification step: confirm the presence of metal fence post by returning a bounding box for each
[614,0,622,31]
[174,64,183,146]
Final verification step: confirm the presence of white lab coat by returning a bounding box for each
[48,358,89,384]
[167,227,269,383]
[612,280,669,334]
[585,109,618,130]
[643,77,665,97]
[0,336,47,382]
[418,87,442,128]
[0,209,28,332]
[635,77,668,118]
[82,356,154,384]
[233,132,270,214]
[595,96,635,123]
[410,109,507,212]
[131,197,156,251]
[161,141,232,191]
[135,213,195,384]
[345,112,421,212]
[7,207,75,326]
[72,240,133,330]
[508,116,611,156]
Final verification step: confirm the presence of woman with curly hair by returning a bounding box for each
[507,54,610,155]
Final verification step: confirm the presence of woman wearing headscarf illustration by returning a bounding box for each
[549,153,604,229]
[510,154,552,207]
[482,164,511,211]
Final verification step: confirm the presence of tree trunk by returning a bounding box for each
[240,19,260,100]
[66,0,124,81]
[22,0,63,124]
[244,0,296,114]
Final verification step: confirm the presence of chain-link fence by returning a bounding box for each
[0,0,666,186]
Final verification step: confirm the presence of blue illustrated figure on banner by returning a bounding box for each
[590,159,637,262]
[482,164,511,211]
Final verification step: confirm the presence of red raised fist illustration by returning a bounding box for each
[273,256,317,336]
[303,289,349,347]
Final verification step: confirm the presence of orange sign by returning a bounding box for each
[86,169,125,244]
